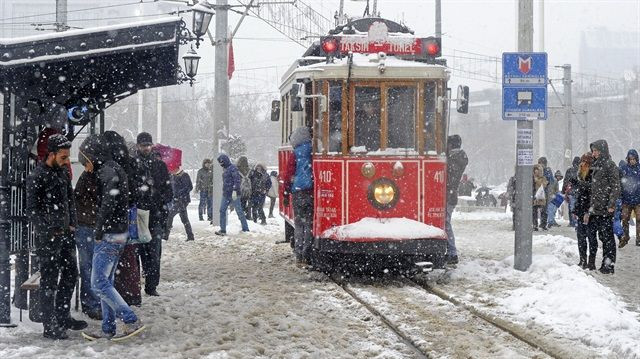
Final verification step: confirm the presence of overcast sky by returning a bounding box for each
[189,0,639,94]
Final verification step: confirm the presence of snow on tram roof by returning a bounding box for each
[280,53,448,88]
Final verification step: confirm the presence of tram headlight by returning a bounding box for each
[368,178,399,210]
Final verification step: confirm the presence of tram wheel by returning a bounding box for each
[284,221,295,248]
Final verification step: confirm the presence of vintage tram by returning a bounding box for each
[273,17,468,271]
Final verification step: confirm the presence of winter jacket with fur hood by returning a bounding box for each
[533,164,549,206]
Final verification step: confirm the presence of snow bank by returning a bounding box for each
[321,217,446,240]
[450,237,640,358]
[452,210,511,221]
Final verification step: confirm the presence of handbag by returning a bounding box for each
[128,207,152,244]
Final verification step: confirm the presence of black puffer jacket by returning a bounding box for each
[132,151,173,212]
[589,140,621,216]
[573,171,592,218]
[26,162,77,248]
[94,133,130,239]
[74,171,98,227]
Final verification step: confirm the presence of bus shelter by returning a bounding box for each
[0,17,185,326]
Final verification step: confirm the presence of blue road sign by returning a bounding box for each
[502,52,548,120]
[502,87,547,120]
[503,52,547,85]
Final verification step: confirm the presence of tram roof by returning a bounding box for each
[280,53,449,91]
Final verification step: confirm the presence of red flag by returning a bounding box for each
[227,38,235,80]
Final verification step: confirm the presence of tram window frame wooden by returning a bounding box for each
[386,85,417,150]
[347,80,419,154]
[322,80,343,155]
[423,81,438,154]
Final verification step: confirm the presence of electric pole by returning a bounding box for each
[562,64,572,170]
[212,0,229,225]
[538,0,545,158]
[55,0,67,32]
[514,0,534,271]
[157,87,163,144]
[435,0,441,38]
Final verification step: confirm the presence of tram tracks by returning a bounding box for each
[329,272,582,359]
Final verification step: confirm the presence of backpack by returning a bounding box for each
[240,173,252,198]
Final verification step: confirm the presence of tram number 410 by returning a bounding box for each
[319,170,333,183]
[433,171,445,183]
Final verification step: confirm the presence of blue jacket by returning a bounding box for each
[290,127,313,192]
[217,154,241,198]
[620,149,640,205]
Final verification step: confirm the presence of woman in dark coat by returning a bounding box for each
[573,153,597,270]
[249,164,271,225]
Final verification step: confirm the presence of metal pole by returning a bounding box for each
[538,0,545,158]
[435,0,441,38]
[584,107,588,154]
[55,0,67,32]
[157,87,162,143]
[514,0,534,271]
[338,0,344,25]
[0,92,16,327]
[212,0,229,225]
[563,64,572,170]
[372,0,377,16]
[138,91,144,134]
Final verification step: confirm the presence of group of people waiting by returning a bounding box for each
[507,139,636,274]
[26,130,192,340]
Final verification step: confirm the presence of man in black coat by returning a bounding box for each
[26,134,87,339]
[588,140,621,274]
[445,134,469,265]
[132,132,173,296]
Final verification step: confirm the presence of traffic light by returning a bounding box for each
[423,37,441,58]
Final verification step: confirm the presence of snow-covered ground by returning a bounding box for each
[1,203,638,358]
[446,209,640,359]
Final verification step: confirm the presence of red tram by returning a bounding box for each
[273,17,468,271]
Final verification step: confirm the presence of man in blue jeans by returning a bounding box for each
[85,132,144,339]
[215,154,249,235]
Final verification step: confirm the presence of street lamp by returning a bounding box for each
[191,0,215,47]
[182,46,201,86]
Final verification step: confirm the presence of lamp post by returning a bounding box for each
[191,1,215,48]
[182,46,201,86]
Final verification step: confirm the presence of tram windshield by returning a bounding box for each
[354,87,381,151]
[387,86,416,149]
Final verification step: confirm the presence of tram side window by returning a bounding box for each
[328,82,342,153]
[387,87,416,149]
[354,87,381,152]
[424,82,437,153]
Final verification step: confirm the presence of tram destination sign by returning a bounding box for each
[502,52,548,121]
[332,36,423,55]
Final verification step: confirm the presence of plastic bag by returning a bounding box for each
[129,208,152,244]
[535,185,546,201]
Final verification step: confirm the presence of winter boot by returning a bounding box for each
[64,316,88,331]
[214,230,226,236]
[587,255,596,271]
[619,236,629,248]
[636,238,640,246]
[577,256,587,269]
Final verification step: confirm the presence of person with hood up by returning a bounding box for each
[445,134,468,265]
[166,167,195,241]
[619,149,640,248]
[532,164,549,231]
[587,140,621,274]
[132,132,173,296]
[563,156,581,227]
[26,134,86,340]
[283,127,313,264]
[75,135,103,320]
[236,156,253,220]
[102,131,142,307]
[267,171,279,218]
[84,132,145,340]
[215,154,250,235]
[573,153,598,269]
[249,164,271,225]
[195,159,214,222]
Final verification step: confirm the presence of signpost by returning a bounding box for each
[505,1,547,271]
